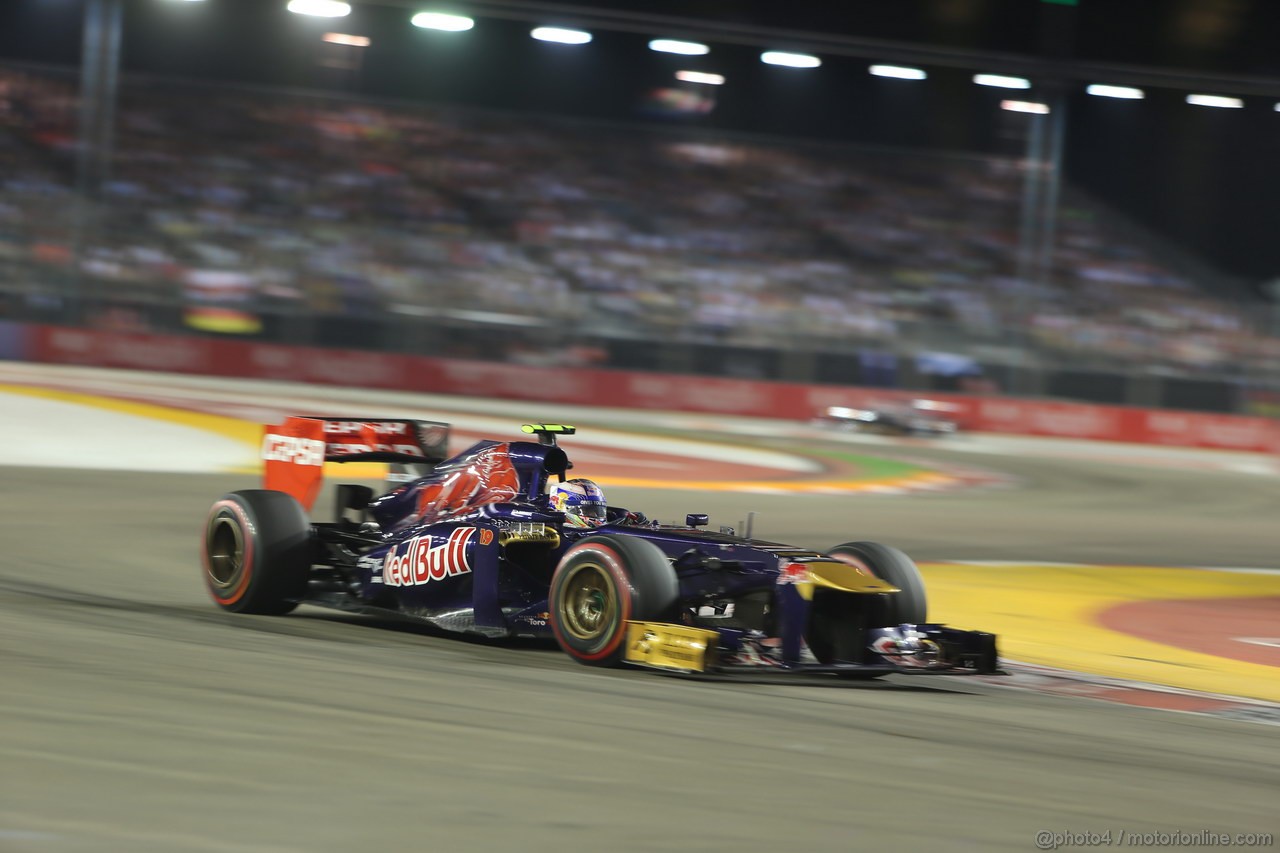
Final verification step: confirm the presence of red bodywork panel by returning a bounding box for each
[411,442,521,525]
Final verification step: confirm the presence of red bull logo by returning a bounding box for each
[383,528,475,587]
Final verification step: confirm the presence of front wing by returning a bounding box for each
[622,621,1001,677]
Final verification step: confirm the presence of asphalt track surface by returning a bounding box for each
[3,441,1279,851]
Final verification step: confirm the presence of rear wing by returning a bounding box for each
[262,416,450,510]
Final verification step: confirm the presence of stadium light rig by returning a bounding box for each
[974,73,1031,89]
[411,12,475,31]
[1086,84,1144,99]
[1186,94,1243,109]
[287,0,351,17]
[323,33,371,47]
[869,64,927,80]
[675,70,725,86]
[649,39,710,55]
[761,51,821,68]
[531,27,592,45]
[1001,100,1050,114]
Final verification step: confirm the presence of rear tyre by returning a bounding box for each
[827,541,927,626]
[549,535,678,667]
[202,489,313,615]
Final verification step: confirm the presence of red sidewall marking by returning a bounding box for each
[829,551,876,578]
[551,542,634,662]
[203,499,255,606]
[1096,596,1280,668]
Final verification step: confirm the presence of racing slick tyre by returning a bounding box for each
[549,534,678,667]
[827,541,927,626]
[202,489,313,615]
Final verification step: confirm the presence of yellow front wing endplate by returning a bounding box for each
[624,621,720,673]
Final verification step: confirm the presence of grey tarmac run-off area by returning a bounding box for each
[2,435,1279,852]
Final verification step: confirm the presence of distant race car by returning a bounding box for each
[815,400,960,437]
[201,419,998,677]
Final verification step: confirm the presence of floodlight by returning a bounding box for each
[869,65,926,80]
[675,70,725,86]
[974,73,1031,89]
[531,27,592,45]
[1186,94,1243,109]
[1086,84,1144,99]
[1001,100,1050,114]
[287,0,351,17]
[761,51,821,68]
[323,33,371,47]
[411,12,475,31]
[649,39,709,56]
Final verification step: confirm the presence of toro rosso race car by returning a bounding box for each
[201,418,999,677]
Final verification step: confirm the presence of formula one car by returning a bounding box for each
[815,400,960,437]
[201,418,998,677]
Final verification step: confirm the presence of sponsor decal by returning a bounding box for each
[50,329,93,354]
[44,329,207,370]
[871,636,902,662]
[262,419,327,510]
[979,399,1026,426]
[383,528,475,587]
[1198,418,1267,450]
[496,367,584,401]
[681,380,767,413]
[262,433,325,466]
[1147,411,1194,438]
[325,421,408,435]
[628,376,675,399]
[308,352,400,386]
[250,345,297,372]
[322,420,425,457]
[1028,404,1115,438]
[358,555,383,582]
[417,424,449,446]
[328,442,423,456]
[441,361,586,401]
[777,562,808,585]
[871,634,940,668]
[441,362,503,385]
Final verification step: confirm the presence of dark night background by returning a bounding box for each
[4,0,1280,289]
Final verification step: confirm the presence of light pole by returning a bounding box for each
[76,0,123,197]
[70,0,124,323]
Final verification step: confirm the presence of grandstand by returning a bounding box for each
[1,63,1276,411]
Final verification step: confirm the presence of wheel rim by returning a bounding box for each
[559,562,618,643]
[207,515,245,589]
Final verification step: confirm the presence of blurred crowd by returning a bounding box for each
[0,65,1275,376]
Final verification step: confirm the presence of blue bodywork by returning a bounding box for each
[301,432,997,675]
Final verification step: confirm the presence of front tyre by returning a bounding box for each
[827,540,927,626]
[202,489,313,615]
[549,535,678,667]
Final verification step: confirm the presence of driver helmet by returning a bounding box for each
[550,478,607,528]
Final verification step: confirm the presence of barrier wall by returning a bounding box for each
[21,324,1280,454]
